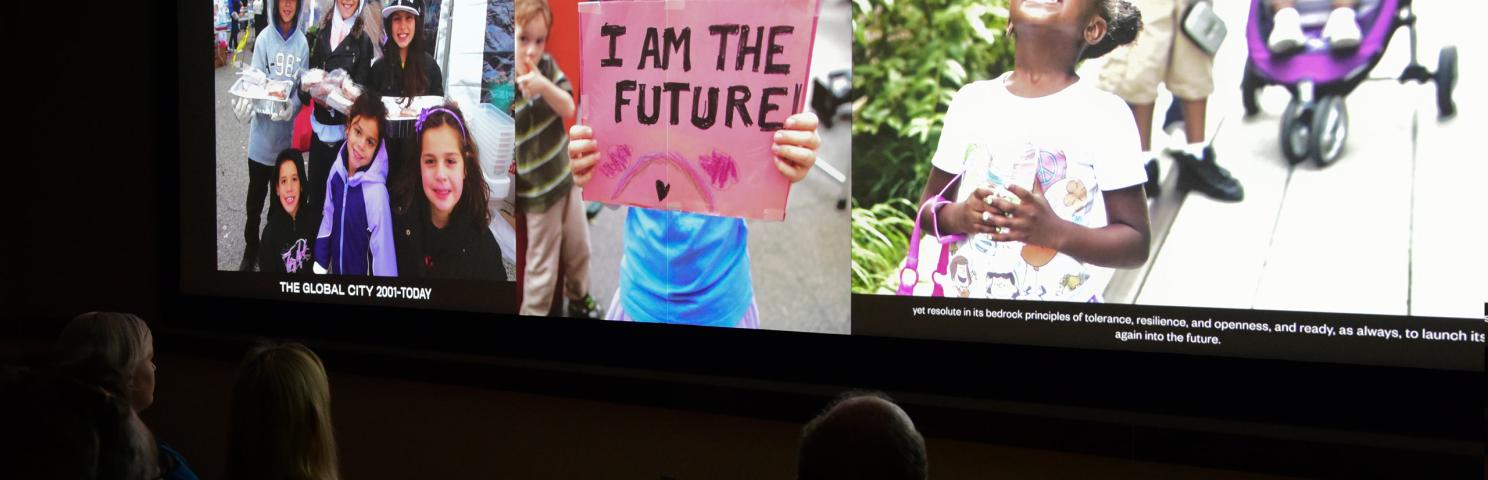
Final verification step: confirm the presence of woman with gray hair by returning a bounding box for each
[55,312,157,413]
[55,311,199,480]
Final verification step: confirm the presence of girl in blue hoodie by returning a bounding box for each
[239,0,309,271]
[314,93,398,276]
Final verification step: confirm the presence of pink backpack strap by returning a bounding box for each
[896,174,966,295]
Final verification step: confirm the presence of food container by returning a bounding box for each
[383,96,447,139]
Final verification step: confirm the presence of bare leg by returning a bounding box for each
[1181,98,1207,144]
[1273,0,1296,12]
[1128,102,1159,196]
[1129,103,1155,152]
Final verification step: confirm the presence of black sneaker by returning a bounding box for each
[567,294,605,319]
[1143,157,1160,199]
[1174,147,1244,202]
[586,201,604,222]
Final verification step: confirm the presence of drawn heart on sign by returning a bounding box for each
[655,179,671,201]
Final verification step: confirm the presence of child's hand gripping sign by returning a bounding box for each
[577,0,821,221]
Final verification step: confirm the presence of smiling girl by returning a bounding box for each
[393,104,507,280]
[370,0,444,183]
[915,0,1150,302]
[303,0,377,229]
[258,149,317,273]
[314,93,397,276]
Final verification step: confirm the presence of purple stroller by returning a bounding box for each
[1241,0,1458,166]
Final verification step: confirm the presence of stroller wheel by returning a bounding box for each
[1241,61,1263,117]
[1436,46,1458,118]
[1280,98,1312,165]
[1310,96,1348,167]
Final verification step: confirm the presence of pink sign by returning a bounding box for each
[577,0,821,221]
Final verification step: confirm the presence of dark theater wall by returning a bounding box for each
[10,0,163,327]
[142,352,1296,479]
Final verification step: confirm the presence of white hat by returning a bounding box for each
[383,0,421,17]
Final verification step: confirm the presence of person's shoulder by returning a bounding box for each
[542,54,567,75]
[952,74,1010,104]
[253,27,273,45]
[476,228,506,280]
[477,224,501,252]
[311,24,329,47]
[1076,79,1130,115]
[371,55,391,71]
[392,213,421,248]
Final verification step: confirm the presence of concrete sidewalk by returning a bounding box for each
[1110,0,1481,319]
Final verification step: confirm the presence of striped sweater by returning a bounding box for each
[515,54,574,213]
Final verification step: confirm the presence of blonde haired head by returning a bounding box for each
[515,0,553,30]
[54,311,155,411]
[227,343,341,480]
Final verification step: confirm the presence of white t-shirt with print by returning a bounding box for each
[929,73,1144,302]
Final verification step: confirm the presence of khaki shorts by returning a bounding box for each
[1098,0,1214,103]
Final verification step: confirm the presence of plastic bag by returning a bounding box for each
[300,68,326,93]
[238,67,267,88]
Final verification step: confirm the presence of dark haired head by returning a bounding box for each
[1083,0,1142,60]
[275,0,301,30]
[381,0,429,106]
[272,149,310,218]
[348,92,389,141]
[319,0,366,32]
[399,103,492,231]
[798,391,928,480]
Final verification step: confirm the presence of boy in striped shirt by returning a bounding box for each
[515,0,602,317]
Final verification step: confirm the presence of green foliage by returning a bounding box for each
[852,0,1015,206]
[851,199,919,294]
[850,0,1016,294]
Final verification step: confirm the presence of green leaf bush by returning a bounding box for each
[850,0,1015,293]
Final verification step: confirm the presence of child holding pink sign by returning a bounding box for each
[913,0,1151,302]
[567,113,819,327]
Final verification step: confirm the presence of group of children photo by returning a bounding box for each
[226,0,509,282]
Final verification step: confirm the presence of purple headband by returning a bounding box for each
[415,107,466,137]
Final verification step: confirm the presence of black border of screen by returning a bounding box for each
[169,0,1482,474]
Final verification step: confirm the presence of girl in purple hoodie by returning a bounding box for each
[314,93,398,276]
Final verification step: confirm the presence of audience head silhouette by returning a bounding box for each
[798,391,928,480]
[54,312,157,413]
[227,342,340,480]
[0,366,160,480]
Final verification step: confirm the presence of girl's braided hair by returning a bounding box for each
[1084,0,1143,60]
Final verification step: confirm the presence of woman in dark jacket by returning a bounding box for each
[394,104,507,281]
[370,0,445,187]
[303,0,377,229]
[258,149,317,273]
